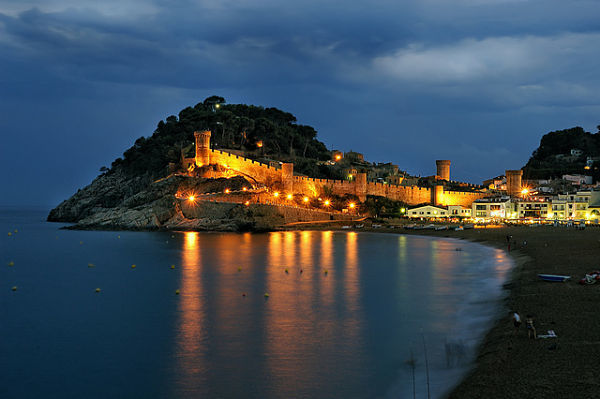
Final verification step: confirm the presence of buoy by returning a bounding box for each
[171,265,175,269]
[264,293,269,298]
[7,232,12,236]
[8,261,14,267]
[95,288,101,293]
[131,264,136,269]
[175,289,180,295]
[88,263,95,268]
[12,286,17,291]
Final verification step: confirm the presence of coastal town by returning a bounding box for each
[177,129,600,228]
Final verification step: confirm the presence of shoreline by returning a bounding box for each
[347,225,600,398]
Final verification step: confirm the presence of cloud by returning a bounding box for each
[373,33,600,83]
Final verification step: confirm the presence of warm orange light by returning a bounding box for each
[242,187,247,191]
[273,192,279,197]
[303,196,309,203]
[521,188,529,195]
[244,201,250,206]
[335,154,341,161]
[286,194,293,200]
[188,195,195,202]
[349,202,355,209]
[257,140,263,148]
[324,200,330,206]
[225,188,230,194]
[585,166,591,170]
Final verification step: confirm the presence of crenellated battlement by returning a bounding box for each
[190,130,485,207]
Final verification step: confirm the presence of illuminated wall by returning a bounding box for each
[185,131,485,207]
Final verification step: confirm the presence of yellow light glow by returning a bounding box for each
[257,140,263,148]
[303,196,309,202]
[273,192,279,197]
[335,154,341,161]
[324,200,330,206]
[188,195,195,202]
[225,188,230,194]
[348,174,353,179]
[244,201,250,206]
[215,103,220,109]
[242,187,247,191]
[400,208,406,213]
[585,165,591,170]
[521,188,529,195]
[286,194,293,200]
[349,203,355,209]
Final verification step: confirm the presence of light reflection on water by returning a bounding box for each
[168,231,511,399]
[0,212,511,399]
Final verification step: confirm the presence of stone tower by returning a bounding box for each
[281,163,294,193]
[436,160,451,181]
[355,173,367,202]
[194,130,211,167]
[505,169,523,197]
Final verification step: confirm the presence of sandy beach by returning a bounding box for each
[399,225,600,398]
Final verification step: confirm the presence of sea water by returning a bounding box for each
[0,209,512,399]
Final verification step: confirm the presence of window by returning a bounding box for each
[476,205,486,210]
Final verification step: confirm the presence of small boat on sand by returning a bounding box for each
[538,274,571,282]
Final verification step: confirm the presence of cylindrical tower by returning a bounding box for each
[194,130,211,167]
[436,160,451,181]
[281,163,294,193]
[355,173,367,202]
[505,169,523,197]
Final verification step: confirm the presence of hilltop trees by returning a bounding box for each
[113,96,331,177]
[523,125,600,180]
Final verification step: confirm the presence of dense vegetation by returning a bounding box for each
[111,96,331,177]
[523,125,600,180]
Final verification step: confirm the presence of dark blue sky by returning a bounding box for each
[2,0,599,207]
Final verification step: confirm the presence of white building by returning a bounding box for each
[407,205,470,218]
[472,197,512,219]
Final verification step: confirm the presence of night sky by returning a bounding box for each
[2,1,599,207]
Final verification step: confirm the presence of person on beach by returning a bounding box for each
[526,314,536,339]
[512,312,522,335]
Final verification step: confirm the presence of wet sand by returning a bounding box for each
[399,225,600,398]
[289,223,600,397]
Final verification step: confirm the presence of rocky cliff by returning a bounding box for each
[48,170,280,231]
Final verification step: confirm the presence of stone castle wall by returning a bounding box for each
[188,131,486,207]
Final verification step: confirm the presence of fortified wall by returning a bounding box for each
[184,130,487,207]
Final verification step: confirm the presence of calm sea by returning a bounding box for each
[0,209,512,399]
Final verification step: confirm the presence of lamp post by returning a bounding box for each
[216,122,225,147]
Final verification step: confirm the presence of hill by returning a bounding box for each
[47,97,340,230]
[522,125,600,180]
[113,95,331,178]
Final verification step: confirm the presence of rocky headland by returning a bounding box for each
[47,170,284,232]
